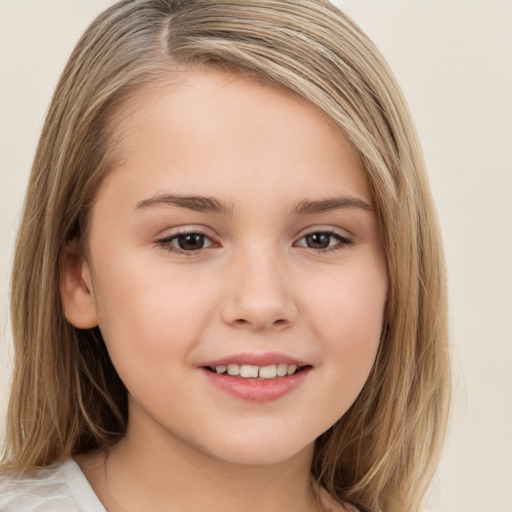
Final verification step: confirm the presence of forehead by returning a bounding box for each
[98,67,370,208]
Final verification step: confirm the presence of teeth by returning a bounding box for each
[259,365,277,379]
[227,364,240,376]
[212,363,300,378]
[287,365,297,375]
[240,365,259,378]
[276,363,288,377]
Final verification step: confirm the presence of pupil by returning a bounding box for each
[178,234,204,250]
[306,233,330,249]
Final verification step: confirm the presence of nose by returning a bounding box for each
[220,249,298,331]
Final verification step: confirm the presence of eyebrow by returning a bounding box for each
[135,193,372,216]
[291,196,373,215]
[135,194,233,215]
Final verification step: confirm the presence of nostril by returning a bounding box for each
[231,317,289,330]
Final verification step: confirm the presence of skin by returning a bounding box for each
[62,68,387,512]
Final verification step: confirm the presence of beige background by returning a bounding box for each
[1,1,511,510]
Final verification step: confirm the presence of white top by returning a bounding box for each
[0,458,358,512]
[0,459,106,511]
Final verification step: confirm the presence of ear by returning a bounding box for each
[60,241,99,329]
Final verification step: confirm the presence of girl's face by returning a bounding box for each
[65,68,388,466]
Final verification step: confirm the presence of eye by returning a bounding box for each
[157,232,217,253]
[295,230,352,251]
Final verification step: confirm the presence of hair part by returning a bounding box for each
[3,2,450,511]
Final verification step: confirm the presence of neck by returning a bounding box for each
[91,410,320,512]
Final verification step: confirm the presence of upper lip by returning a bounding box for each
[200,352,309,368]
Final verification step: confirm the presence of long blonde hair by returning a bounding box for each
[2,1,450,510]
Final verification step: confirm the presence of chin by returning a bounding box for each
[198,430,316,467]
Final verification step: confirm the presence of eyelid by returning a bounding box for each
[155,226,221,254]
[293,227,353,251]
[155,224,218,239]
[295,225,353,240]
[153,225,353,255]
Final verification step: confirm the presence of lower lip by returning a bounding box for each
[201,368,310,402]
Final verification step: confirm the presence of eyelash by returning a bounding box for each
[155,229,353,255]
[155,230,219,256]
[294,230,353,253]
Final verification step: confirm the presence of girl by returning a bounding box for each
[0,1,450,511]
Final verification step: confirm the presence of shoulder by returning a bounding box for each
[0,459,105,512]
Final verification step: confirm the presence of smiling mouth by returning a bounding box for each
[204,363,309,379]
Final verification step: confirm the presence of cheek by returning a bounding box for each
[90,254,217,377]
[306,258,387,338]
[303,259,387,391]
